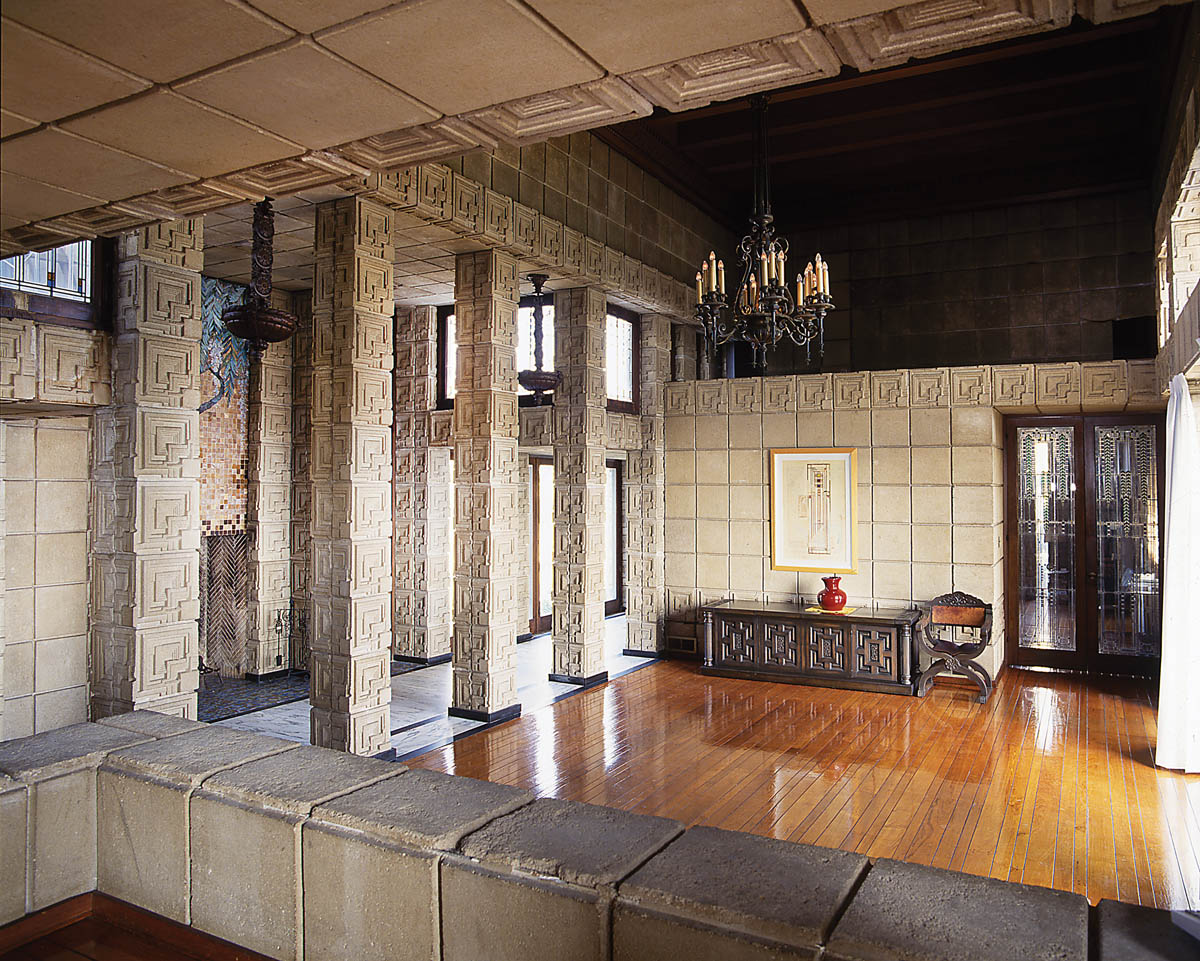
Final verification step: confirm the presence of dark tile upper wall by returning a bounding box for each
[772,188,1155,373]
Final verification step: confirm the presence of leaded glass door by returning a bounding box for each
[1006,415,1164,675]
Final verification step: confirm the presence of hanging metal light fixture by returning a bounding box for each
[221,198,297,355]
[517,272,560,404]
[695,94,834,370]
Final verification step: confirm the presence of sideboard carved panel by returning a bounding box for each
[715,617,757,668]
[702,600,918,696]
[806,624,846,673]
[761,621,800,669]
[853,626,897,680]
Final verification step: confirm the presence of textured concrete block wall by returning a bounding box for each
[1,301,112,740]
[394,305,454,662]
[4,717,1192,961]
[91,220,205,721]
[662,361,1165,674]
[308,197,395,755]
[450,249,522,718]
[1,418,91,739]
[451,132,736,291]
[550,287,609,683]
[245,289,298,676]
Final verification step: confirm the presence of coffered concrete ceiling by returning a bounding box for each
[0,0,1187,255]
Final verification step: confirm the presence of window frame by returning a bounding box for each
[605,303,640,415]
[435,304,455,410]
[604,458,625,616]
[0,238,114,331]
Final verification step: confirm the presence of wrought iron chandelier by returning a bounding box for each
[517,272,560,404]
[221,198,297,355]
[695,94,834,369]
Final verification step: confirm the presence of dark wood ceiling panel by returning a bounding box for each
[598,9,1186,231]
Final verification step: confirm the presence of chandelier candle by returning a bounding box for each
[694,94,835,369]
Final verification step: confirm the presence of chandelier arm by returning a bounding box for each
[691,92,834,372]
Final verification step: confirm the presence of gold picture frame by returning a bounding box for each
[768,448,858,573]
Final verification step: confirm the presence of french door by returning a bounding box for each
[1005,414,1164,675]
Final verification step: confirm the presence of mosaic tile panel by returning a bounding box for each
[199,277,250,534]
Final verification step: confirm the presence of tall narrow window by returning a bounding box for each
[605,304,639,413]
[604,460,624,615]
[437,305,456,407]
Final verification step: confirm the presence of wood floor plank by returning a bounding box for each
[409,660,1198,908]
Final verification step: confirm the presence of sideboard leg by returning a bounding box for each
[703,609,715,668]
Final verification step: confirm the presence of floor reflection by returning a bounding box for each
[408,662,1199,910]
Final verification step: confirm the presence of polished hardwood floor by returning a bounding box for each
[410,660,1200,909]
[0,894,272,961]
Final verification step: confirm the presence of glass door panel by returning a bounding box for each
[1015,425,1078,653]
[1091,424,1161,660]
[1007,414,1164,675]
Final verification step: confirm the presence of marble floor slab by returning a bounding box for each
[215,616,655,759]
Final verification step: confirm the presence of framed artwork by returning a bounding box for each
[769,448,858,573]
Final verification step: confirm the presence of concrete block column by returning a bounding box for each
[672,323,698,381]
[245,291,295,676]
[289,297,313,666]
[92,220,204,719]
[309,197,394,755]
[626,313,671,655]
[450,250,521,722]
[550,287,608,686]
[394,306,453,664]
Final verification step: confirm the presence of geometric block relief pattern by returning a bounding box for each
[551,287,608,682]
[826,1,1073,73]
[393,305,453,663]
[91,218,203,720]
[626,30,840,112]
[451,249,521,717]
[246,290,296,676]
[310,196,394,755]
[1,313,111,407]
[626,313,671,654]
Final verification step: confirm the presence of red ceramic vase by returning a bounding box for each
[817,575,847,612]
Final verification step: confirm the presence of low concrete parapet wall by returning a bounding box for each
[0,715,1193,961]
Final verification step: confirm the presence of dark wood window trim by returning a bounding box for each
[435,304,455,410]
[605,303,640,416]
[605,458,626,616]
[0,238,114,331]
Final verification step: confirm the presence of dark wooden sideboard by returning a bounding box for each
[702,599,921,696]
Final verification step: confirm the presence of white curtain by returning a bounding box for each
[1157,374,1200,773]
